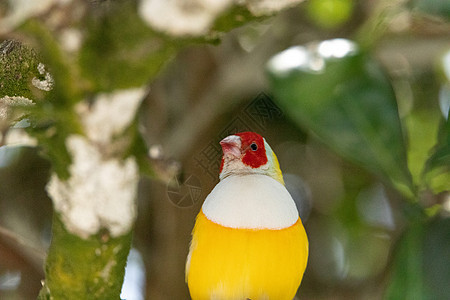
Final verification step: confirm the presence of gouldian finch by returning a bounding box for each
[186,132,308,300]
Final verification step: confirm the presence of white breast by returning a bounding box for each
[202,174,299,229]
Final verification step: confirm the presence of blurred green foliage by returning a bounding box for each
[413,0,450,20]
[423,217,450,299]
[268,48,415,198]
[385,221,428,300]
[307,0,355,29]
[386,216,450,300]
[268,14,449,297]
[424,113,450,193]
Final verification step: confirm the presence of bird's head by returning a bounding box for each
[219,132,284,185]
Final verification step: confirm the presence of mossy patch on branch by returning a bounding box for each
[38,214,132,299]
[0,39,41,100]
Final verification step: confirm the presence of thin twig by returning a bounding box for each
[0,225,46,261]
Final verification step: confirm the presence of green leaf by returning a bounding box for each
[423,111,450,193]
[385,222,428,300]
[423,217,450,300]
[412,0,450,20]
[405,110,441,190]
[267,40,415,198]
[385,217,450,300]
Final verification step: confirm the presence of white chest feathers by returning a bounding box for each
[202,174,299,229]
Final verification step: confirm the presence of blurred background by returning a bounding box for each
[1,0,449,299]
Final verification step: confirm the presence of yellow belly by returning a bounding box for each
[186,210,308,300]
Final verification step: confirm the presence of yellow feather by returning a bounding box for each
[270,151,284,185]
[186,210,308,300]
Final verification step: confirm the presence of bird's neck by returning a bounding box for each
[219,167,284,186]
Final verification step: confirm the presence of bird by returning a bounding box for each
[186,131,308,300]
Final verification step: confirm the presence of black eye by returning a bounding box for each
[250,143,258,151]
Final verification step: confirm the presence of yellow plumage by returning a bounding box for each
[186,210,308,300]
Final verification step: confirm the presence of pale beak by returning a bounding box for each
[220,135,241,159]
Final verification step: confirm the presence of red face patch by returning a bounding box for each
[219,157,224,173]
[235,132,268,168]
